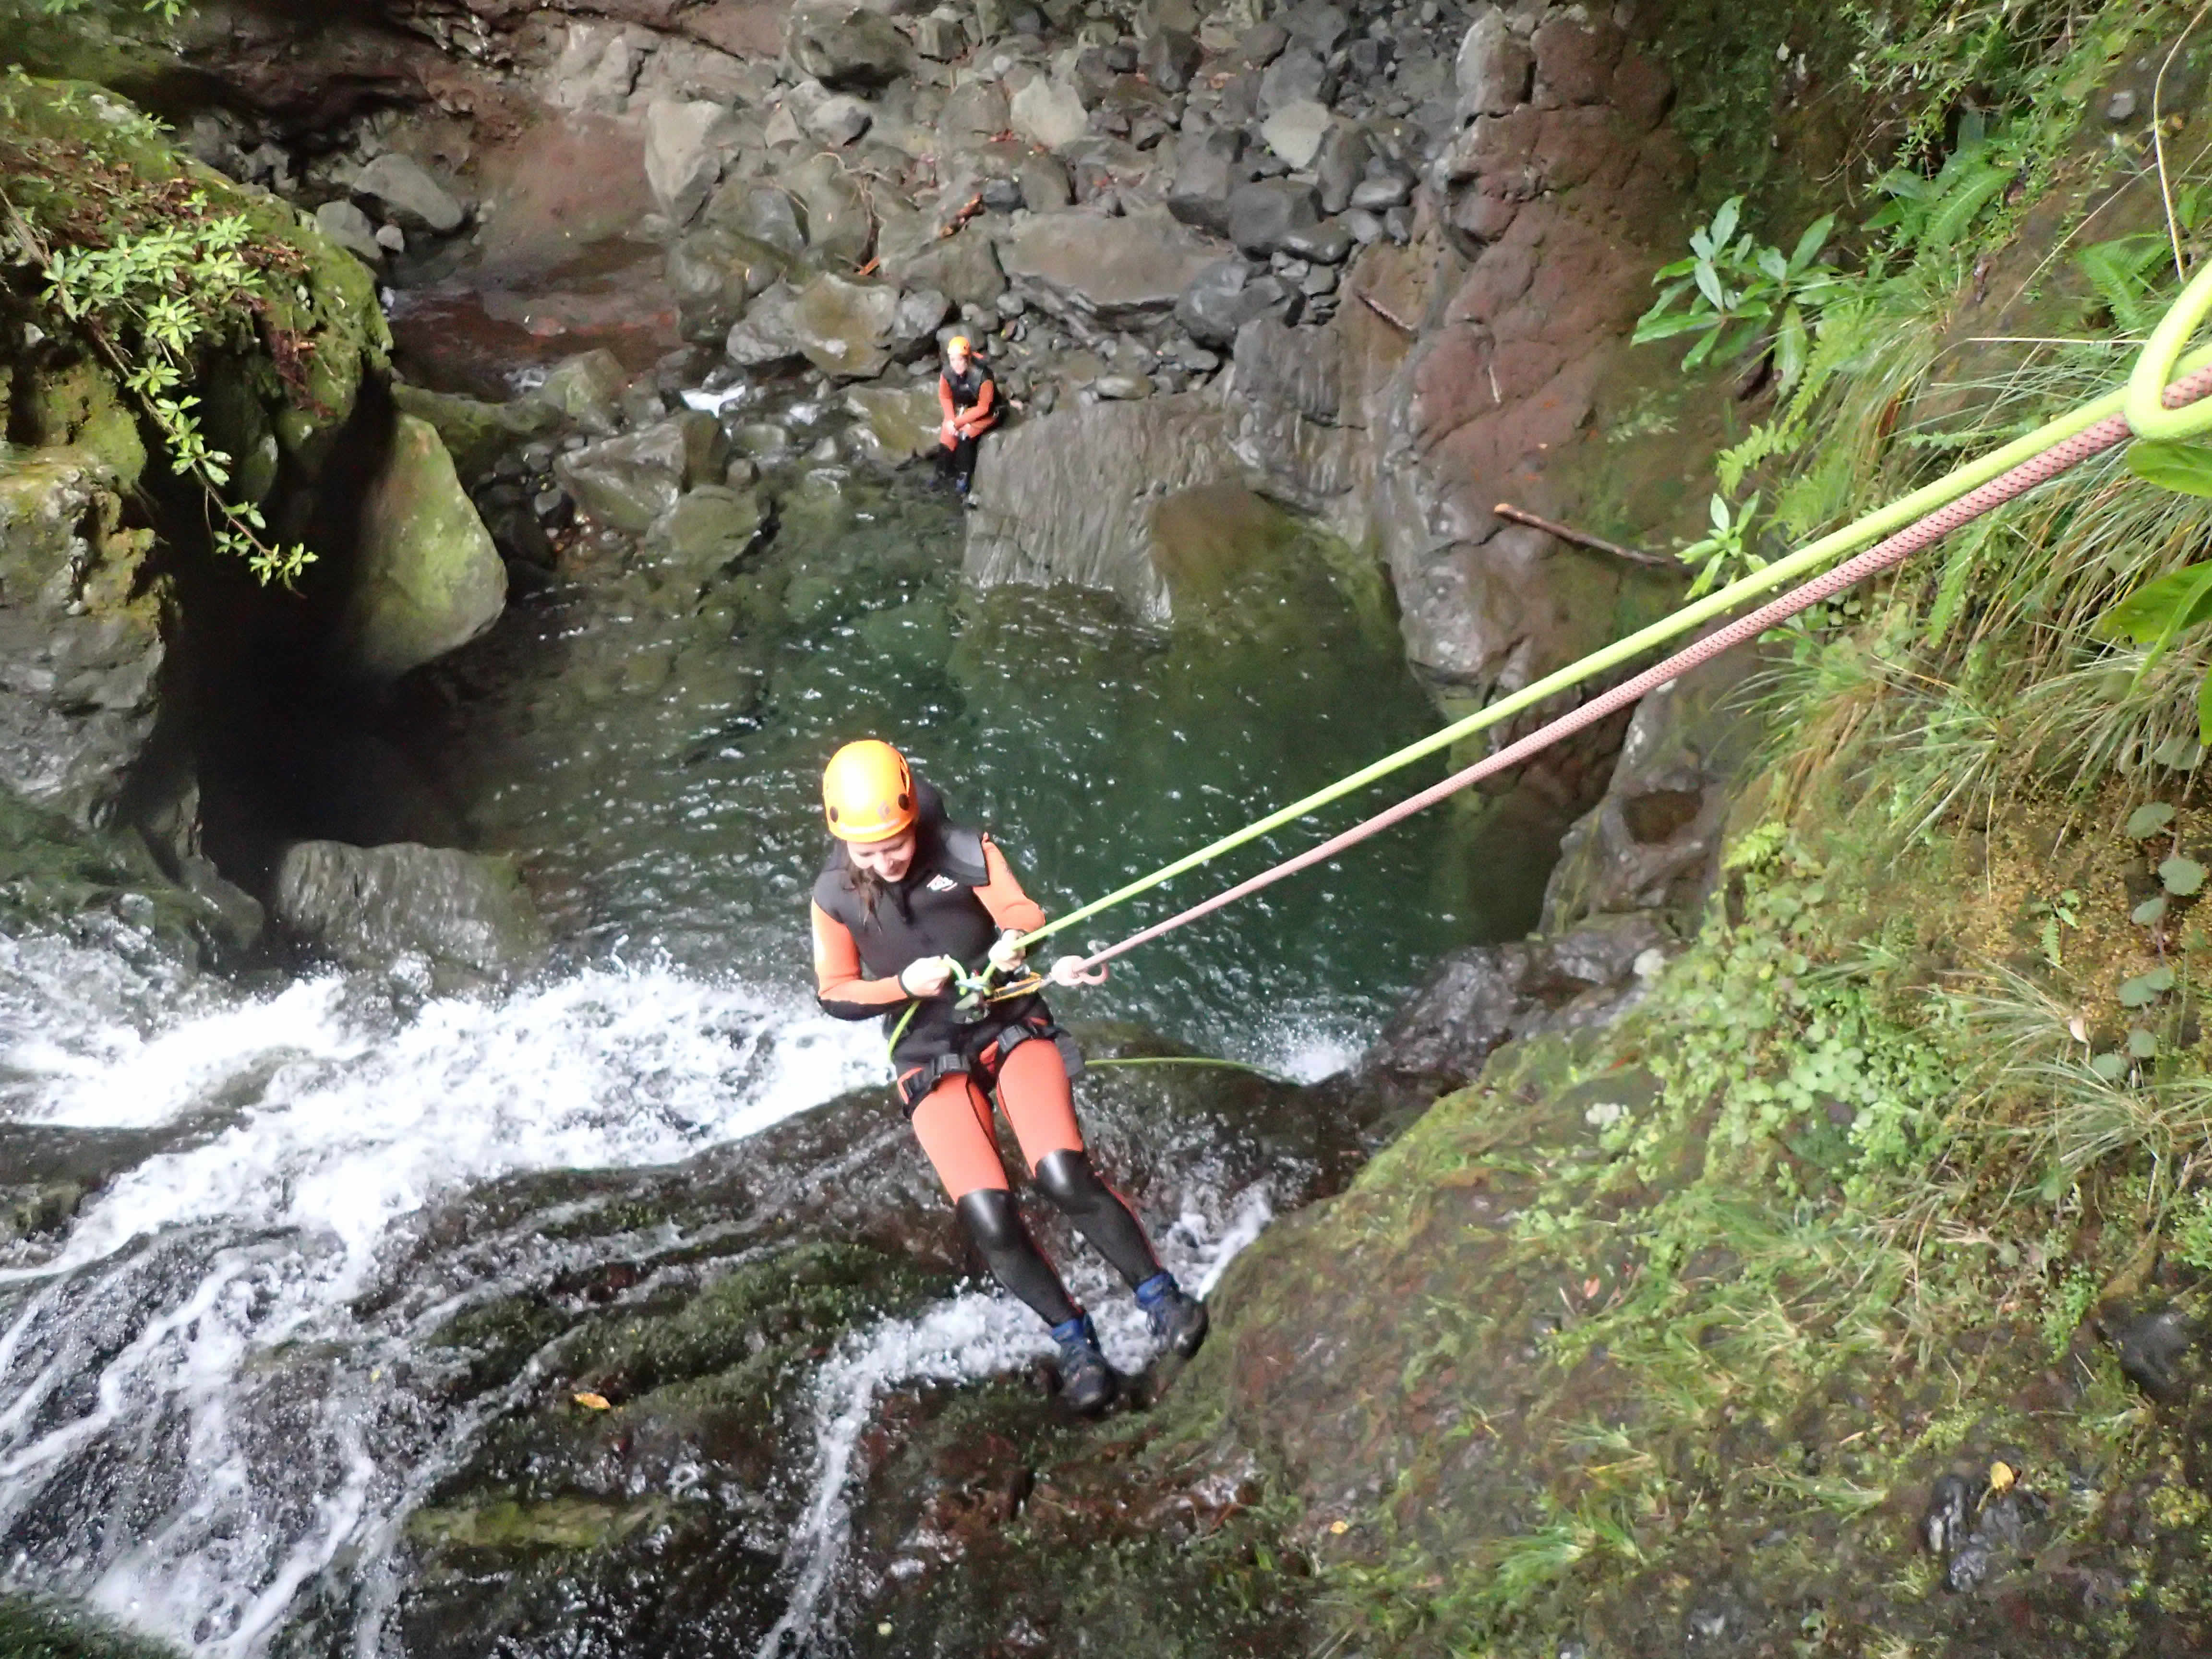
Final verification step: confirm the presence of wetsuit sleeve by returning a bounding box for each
[937,374,956,425]
[973,838,1048,935]
[956,375,997,434]
[811,901,909,1020]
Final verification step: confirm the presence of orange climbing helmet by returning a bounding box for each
[822,740,916,843]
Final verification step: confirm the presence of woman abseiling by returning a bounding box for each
[807,739,1208,1412]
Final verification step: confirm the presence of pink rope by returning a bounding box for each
[1075,365,2212,973]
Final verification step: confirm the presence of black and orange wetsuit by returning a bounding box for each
[936,361,998,490]
[809,781,1163,1329]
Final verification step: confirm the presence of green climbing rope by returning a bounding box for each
[1084,1055,1294,1086]
[1016,315,2212,953]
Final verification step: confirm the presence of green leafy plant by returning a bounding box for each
[34,0,192,19]
[0,84,313,586]
[1864,112,2031,256]
[1633,196,1840,393]
[2092,440,2212,740]
[1673,490,1763,598]
[2029,889,2080,967]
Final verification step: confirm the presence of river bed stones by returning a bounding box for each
[999,207,1222,327]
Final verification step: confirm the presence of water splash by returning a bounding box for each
[0,950,881,1654]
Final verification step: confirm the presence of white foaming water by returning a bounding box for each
[0,929,1318,1657]
[753,1183,1276,1657]
[0,939,883,1655]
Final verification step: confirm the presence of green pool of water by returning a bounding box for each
[437,467,1551,1067]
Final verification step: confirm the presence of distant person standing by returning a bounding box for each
[936,335,998,499]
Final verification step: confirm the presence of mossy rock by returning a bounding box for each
[0,1593,180,1659]
[390,383,562,487]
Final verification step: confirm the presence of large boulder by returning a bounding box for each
[0,448,168,827]
[666,223,791,340]
[1456,11,1534,118]
[999,207,1223,326]
[785,0,913,90]
[845,384,944,462]
[1365,911,1671,1087]
[778,151,874,269]
[1226,179,1323,257]
[389,383,561,485]
[964,395,1249,619]
[336,414,507,683]
[790,273,901,379]
[352,153,465,235]
[724,281,807,366]
[879,221,1007,308]
[1261,99,1332,169]
[702,179,808,262]
[554,415,724,533]
[271,841,548,980]
[1176,259,1295,347]
[647,486,763,570]
[531,350,628,437]
[1166,128,1250,237]
[643,97,744,225]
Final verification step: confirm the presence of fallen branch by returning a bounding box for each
[1493,502,1674,568]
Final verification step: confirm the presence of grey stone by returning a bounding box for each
[780,152,874,267]
[1258,47,1333,115]
[374,223,406,254]
[1141,28,1202,94]
[725,282,806,366]
[1279,215,1352,264]
[789,272,902,379]
[1174,258,1292,347]
[1010,75,1090,149]
[1282,0,1348,54]
[1093,373,1150,400]
[938,79,1010,154]
[1314,124,1370,215]
[532,350,628,437]
[786,0,914,89]
[891,287,954,353]
[1455,12,1532,119]
[1261,98,1332,168]
[666,225,791,341]
[647,485,763,567]
[914,12,966,59]
[389,383,562,486]
[1166,127,1248,235]
[272,841,548,981]
[980,175,1024,212]
[352,153,464,235]
[1019,153,1074,208]
[1235,21,1289,67]
[1366,912,1671,1085]
[0,451,167,826]
[804,92,875,146]
[1000,206,1223,325]
[338,414,506,683]
[1349,172,1413,210]
[845,383,945,461]
[314,199,382,264]
[880,223,1008,308]
[703,180,808,262]
[1226,178,1322,257]
[554,419,690,534]
[643,97,743,224]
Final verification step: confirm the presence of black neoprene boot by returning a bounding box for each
[1136,1271,1208,1360]
[1048,1313,1115,1414]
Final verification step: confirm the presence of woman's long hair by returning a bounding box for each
[836,842,886,920]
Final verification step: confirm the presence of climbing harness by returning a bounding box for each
[1011,267,2212,975]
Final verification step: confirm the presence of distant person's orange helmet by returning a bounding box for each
[821,740,916,843]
